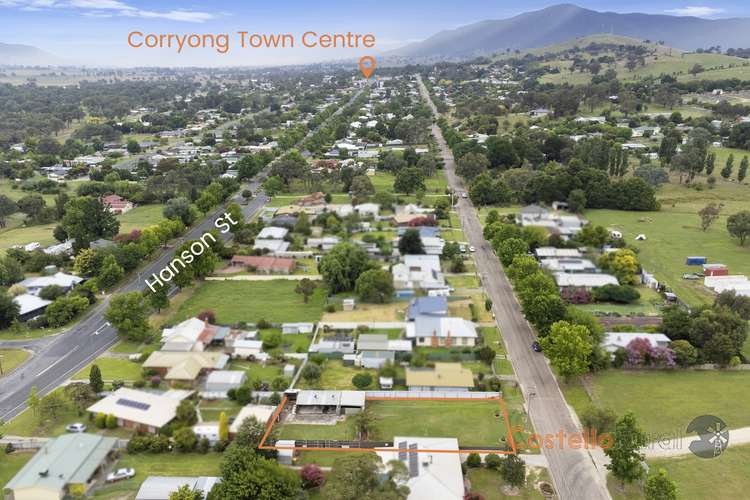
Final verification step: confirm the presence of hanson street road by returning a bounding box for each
[0,86,364,423]
[417,75,611,500]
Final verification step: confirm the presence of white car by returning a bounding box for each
[469,245,476,252]
[461,192,468,198]
[65,423,87,433]
[106,468,135,483]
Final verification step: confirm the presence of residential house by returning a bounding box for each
[142,351,228,384]
[229,255,296,274]
[398,226,441,239]
[405,316,478,348]
[356,334,412,369]
[376,437,464,500]
[602,332,671,355]
[161,317,221,352]
[553,272,619,290]
[354,203,380,217]
[102,194,134,215]
[406,296,449,321]
[306,236,340,252]
[13,294,52,322]
[135,476,219,500]
[541,258,597,273]
[293,390,365,415]
[253,239,290,253]
[4,434,118,500]
[229,404,278,436]
[86,388,190,433]
[256,227,288,239]
[420,237,445,256]
[227,339,264,359]
[18,272,83,296]
[517,205,586,239]
[309,335,355,354]
[535,247,583,260]
[405,363,474,391]
[282,322,314,334]
[392,255,446,291]
[204,370,246,393]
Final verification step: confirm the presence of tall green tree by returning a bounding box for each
[539,321,593,380]
[61,196,119,250]
[645,469,678,500]
[318,243,374,293]
[605,412,648,488]
[721,153,734,179]
[294,278,317,304]
[398,229,425,255]
[105,292,152,341]
[89,364,104,393]
[97,254,124,289]
[207,445,300,500]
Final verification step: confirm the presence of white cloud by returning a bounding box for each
[665,6,726,18]
[0,0,216,22]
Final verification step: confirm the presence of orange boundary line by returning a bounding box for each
[258,394,519,455]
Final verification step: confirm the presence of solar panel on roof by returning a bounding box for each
[116,398,150,410]
[408,443,419,478]
[397,441,407,461]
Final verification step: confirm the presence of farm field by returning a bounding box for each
[586,181,750,306]
[173,280,326,324]
[278,399,513,449]
[563,370,750,436]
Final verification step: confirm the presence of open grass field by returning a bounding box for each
[0,221,57,253]
[0,349,30,376]
[91,453,222,499]
[72,357,143,381]
[370,171,448,195]
[467,466,552,500]
[321,301,408,322]
[608,444,750,500]
[296,360,379,390]
[117,204,166,233]
[198,399,244,421]
[0,451,34,494]
[173,279,326,324]
[278,399,513,449]
[585,180,750,306]
[563,370,750,437]
[229,359,284,382]
[446,274,481,289]
[574,287,664,316]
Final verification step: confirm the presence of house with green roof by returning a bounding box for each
[4,433,118,500]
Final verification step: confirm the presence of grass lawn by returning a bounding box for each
[585,180,750,306]
[480,327,506,354]
[229,359,284,383]
[259,329,311,353]
[72,357,143,381]
[92,453,222,499]
[446,274,480,289]
[109,340,153,354]
[493,359,514,375]
[0,451,34,492]
[278,399,512,448]
[117,204,166,233]
[574,287,664,316]
[370,171,447,195]
[198,399,244,421]
[0,221,57,253]
[467,466,552,500]
[0,349,31,375]
[563,370,750,437]
[295,450,376,467]
[322,301,408,322]
[297,360,378,390]
[173,280,326,324]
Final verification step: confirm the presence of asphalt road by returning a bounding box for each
[417,75,611,500]
[0,86,364,423]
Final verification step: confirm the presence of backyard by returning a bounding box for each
[278,399,513,449]
[173,280,326,324]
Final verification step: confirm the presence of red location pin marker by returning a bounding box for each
[358,56,376,79]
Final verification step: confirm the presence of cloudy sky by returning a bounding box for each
[1,1,748,67]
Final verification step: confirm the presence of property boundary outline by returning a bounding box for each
[258,394,519,455]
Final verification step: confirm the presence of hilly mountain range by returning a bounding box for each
[0,42,64,66]
[392,3,750,60]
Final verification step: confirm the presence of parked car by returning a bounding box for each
[107,468,135,483]
[65,423,87,433]
[469,245,476,252]
[461,192,468,198]
[531,341,542,353]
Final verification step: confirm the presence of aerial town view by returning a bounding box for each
[1,1,750,499]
